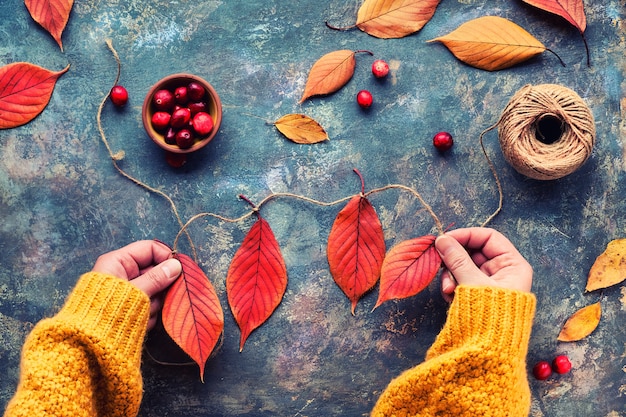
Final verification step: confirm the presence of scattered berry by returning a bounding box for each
[532,361,552,380]
[552,355,572,374]
[170,107,192,129]
[192,112,214,137]
[174,86,189,105]
[372,59,390,78]
[433,131,454,152]
[110,85,129,107]
[187,82,206,101]
[357,90,373,109]
[151,111,171,132]
[153,89,175,111]
[175,129,194,149]
[165,151,187,168]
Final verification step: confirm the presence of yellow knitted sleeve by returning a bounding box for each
[371,285,536,417]
[3,272,150,417]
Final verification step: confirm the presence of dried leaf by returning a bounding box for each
[521,0,586,33]
[300,50,356,103]
[162,253,224,381]
[327,194,386,314]
[428,16,547,71]
[274,114,329,144]
[557,302,601,342]
[227,216,288,351]
[0,62,70,129]
[24,0,75,51]
[357,0,441,39]
[374,235,442,309]
[586,239,626,292]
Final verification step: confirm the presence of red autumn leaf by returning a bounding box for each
[0,62,70,129]
[24,0,74,51]
[374,235,442,309]
[162,253,224,382]
[327,192,386,315]
[227,216,288,351]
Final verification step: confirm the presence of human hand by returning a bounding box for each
[91,240,182,330]
[435,227,533,302]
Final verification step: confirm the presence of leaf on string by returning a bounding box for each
[327,193,386,314]
[299,50,357,103]
[428,16,548,71]
[586,239,626,292]
[274,113,329,144]
[24,0,75,51]
[374,235,441,309]
[356,0,441,39]
[227,216,288,351]
[557,302,601,342]
[0,62,70,129]
[162,253,224,382]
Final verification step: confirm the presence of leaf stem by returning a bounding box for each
[325,20,357,32]
[353,168,365,194]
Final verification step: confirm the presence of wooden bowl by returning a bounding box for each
[142,73,222,154]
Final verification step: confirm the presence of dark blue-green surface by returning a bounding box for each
[1,1,625,416]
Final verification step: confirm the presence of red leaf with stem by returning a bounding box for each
[327,170,386,314]
[374,235,442,309]
[24,0,74,51]
[162,253,224,382]
[227,201,288,351]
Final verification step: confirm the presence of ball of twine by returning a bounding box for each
[497,84,596,180]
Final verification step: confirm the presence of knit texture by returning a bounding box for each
[371,285,536,417]
[4,272,150,417]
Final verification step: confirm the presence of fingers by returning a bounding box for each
[445,227,521,260]
[129,258,182,299]
[92,240,173,279]
[435,234,491,287]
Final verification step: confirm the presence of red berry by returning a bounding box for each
[433,131,454,152]
[164,128,177,145]
[188,101,207,116]
[152,89,175,111]
[552,355,572,374]
[357,90,373,109]
[151,111,171,132]
[187,82,206,102]
[110,85,128,107]
[175,129,194,149]
[174,86,189,105]
[192,112,214,137]
[533,361,552,380]
[372,59,389,78]
[170,107,192,129]
[165,151,187,168]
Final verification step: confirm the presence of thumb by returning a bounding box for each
[131,258,182,298]
[435,235,485,286]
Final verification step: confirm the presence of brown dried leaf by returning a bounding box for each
[586,239,626,292]
[274,114,329,144]
[356,0,441,39]
[428,16,546,71]
[557,302,601,342]
[300,50,356,103]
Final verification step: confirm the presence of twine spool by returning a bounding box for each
[497,84,595,180]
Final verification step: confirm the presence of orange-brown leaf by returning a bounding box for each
[300,50,356,103]
[586,239,626,292]
[274,113,329,144]
[227,217,288,351]
[357,0,441,39]
[522,0,586,33]
[162,253,224,381]
[557,302,601,342]
[0,62,70,129]
[428,16,546,71]
[374,235,441,309]
[327,195,386,314]
[24,0,74,51]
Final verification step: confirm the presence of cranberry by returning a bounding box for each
[171,107,191,129]
[372,59,389,78]
[152,89,175,111]
[164,127,177,145]
[192,112,214,137]
[187,82,206,101]
[357,90,373,109]
[532,361,552,380]
[151,111,171,132]
[433,131,454,152]
[110,85,128,107]
[175,129,194,149]
[174,86,189,105]
[188,101,207,116]
[552,355,572,374]
[165,151,187,168]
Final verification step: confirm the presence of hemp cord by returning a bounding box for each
[496,84,595,180]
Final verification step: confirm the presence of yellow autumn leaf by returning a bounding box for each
[299,50,357,103]
[428,16,547,71]
[557,302,601,342]
[274,114,329,144]
[356,0,441,39]
[586,239,626,292]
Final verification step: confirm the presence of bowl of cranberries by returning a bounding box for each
[142,73,222,154]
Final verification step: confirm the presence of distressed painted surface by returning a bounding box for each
[0,1,625,416]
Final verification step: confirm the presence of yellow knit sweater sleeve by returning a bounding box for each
[3,272,150,417]
[371,285,536,417]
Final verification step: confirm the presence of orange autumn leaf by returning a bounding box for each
[428,16,548,71]
[586,239,626,292]
[357,0,441,39]
[274,113,329,144]
[374,235,442,309]
[227,215,288,351]
[162,253,224,382]
[0,62,70,129]
[300,50,359,103]
[557,302,601,342]
[24,0,74,51]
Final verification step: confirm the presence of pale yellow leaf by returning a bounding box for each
[586,239,626,292]
[356,0,441,39]
[557,302,601,342]
[274,114,329,144]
